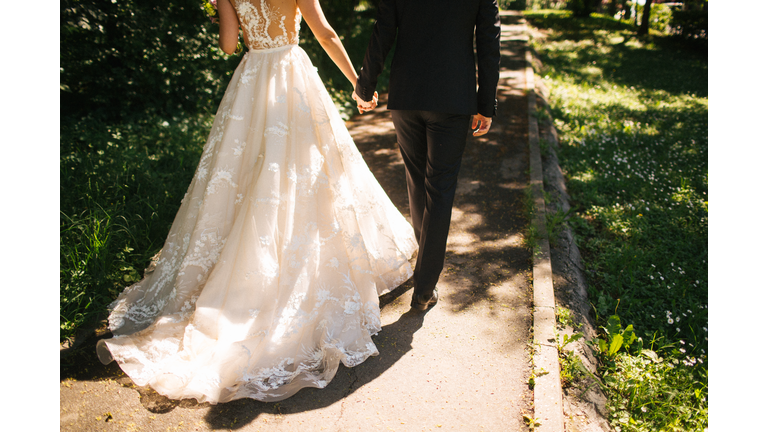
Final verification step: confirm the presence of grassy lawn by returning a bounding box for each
[525,10,707,431]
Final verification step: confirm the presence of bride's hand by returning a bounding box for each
[353,91,378,114]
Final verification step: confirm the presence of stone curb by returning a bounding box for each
[525,22,566,432]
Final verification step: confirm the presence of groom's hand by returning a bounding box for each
[472,114,492,136]
[353,91,378,114]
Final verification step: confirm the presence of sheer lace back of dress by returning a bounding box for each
[233,0,301,50]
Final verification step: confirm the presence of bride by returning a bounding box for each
[96,0,418,404]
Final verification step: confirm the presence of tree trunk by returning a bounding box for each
[638,0,652,35]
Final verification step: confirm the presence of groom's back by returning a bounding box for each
[387,0,498,116]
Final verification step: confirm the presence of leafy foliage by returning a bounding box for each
[596,315,636,358]
[61,0,242,123]
[604,352,708,431]
[499,0,528,11]
[566,0,599,17]
[670,8,708,50]
[648,3,674,34]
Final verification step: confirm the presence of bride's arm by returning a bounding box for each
[218,0,241,55]
[297,0,358,88]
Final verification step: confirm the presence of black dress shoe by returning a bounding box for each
[410,290,438,311]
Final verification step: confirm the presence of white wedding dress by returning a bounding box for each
[96,0,417,404]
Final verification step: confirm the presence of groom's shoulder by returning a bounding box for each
[395,0,487,20]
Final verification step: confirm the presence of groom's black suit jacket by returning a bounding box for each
[355,0,500,118]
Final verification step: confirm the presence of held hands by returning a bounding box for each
[353,91,378,114]
[472,114,492,137]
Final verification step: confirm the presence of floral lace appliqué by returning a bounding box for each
[234,0,301,50]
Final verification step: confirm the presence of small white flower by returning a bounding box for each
[680,348,686,353]
[676,316,680,322]
[676,328,681,332]
[668,318,674,324]
[680,340,686,345]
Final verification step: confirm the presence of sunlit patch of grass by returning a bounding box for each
[526,10,707,432]
[60,113,213,341]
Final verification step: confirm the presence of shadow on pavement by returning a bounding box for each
[202,311,424,429]
[60,296,424,426]
[438,11,531,313]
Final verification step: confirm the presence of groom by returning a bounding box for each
[353,0,501,311]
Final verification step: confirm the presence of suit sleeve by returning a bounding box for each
[475,0,500,117]
[355,0,398,102]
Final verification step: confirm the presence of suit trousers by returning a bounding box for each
[391,110,471,300]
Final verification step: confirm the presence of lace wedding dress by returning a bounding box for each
[96,0,417,404]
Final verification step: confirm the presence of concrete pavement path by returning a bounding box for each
[60,12,536,432]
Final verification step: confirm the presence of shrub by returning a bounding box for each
[500,0,528,10]
[60,0,242,123]
[649,3,674,34]
[566,0,596,17]
[669,8,708,50]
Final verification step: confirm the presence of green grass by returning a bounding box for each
[60,114,213,340]
[525,10,707,432]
